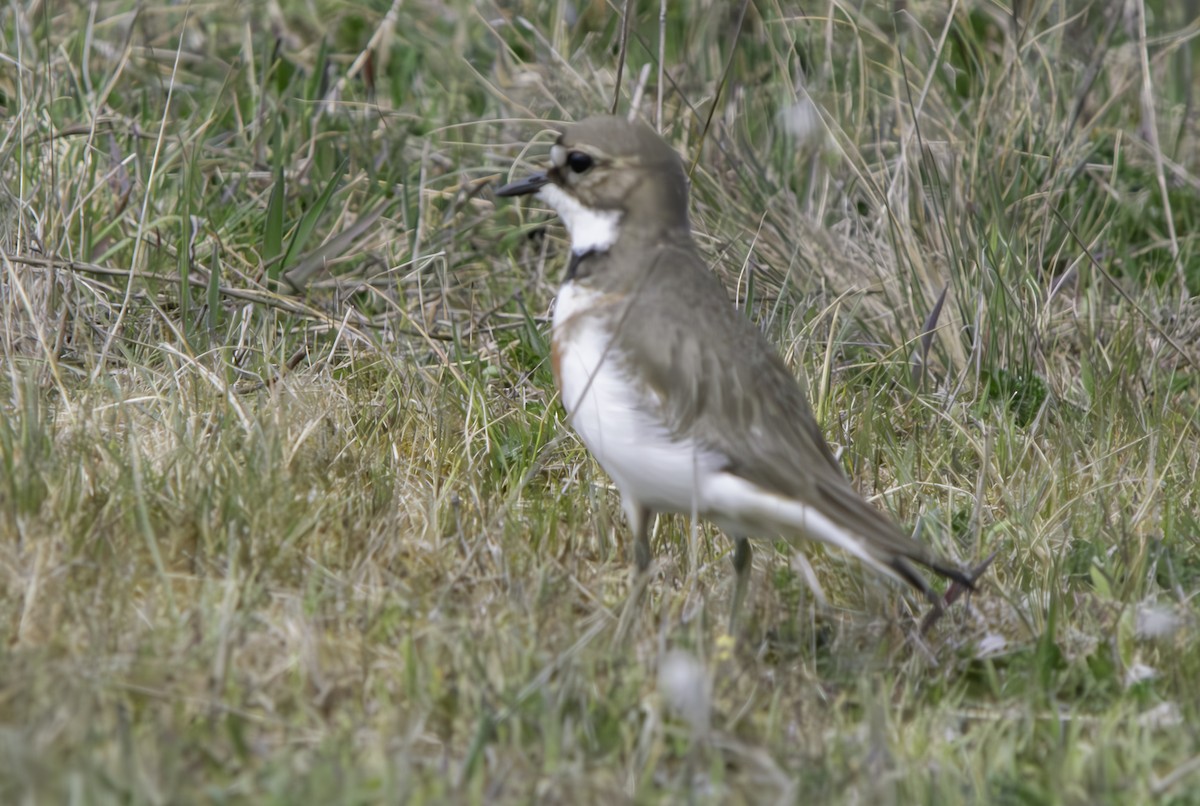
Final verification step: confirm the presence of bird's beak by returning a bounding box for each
[495,172,550,197]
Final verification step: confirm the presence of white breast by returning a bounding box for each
[552,282,722,515]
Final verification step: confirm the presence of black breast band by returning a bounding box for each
[566,250,598,281]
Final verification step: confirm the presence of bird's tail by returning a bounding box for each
[704,472,975,609]
[884,552,975,612]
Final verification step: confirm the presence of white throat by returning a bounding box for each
[537,183,621,254]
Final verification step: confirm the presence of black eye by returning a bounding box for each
[566,151,593,173]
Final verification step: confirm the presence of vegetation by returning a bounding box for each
[2,0,1198,801]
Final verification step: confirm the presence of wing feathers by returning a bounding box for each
[609,243,969,592]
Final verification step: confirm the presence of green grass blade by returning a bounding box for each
[263,163,285,281]
[279,161,345,278]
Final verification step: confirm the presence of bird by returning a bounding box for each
[495,115,973,623]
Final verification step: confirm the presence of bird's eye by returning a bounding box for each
[566,151,594,173]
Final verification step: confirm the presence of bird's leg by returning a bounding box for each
[615,505,653,644]
[633,504,652,575]
[729,536,752,631]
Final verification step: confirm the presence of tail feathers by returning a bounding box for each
[827,505,974,608]
[886,554,974,612]
[702,472,974,603]
[804,476,974,600]
[925,557,977,591]
[887,555,939,607]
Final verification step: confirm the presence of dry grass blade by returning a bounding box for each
[687,0,750,179]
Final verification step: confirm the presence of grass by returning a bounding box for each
[2,0,1200,801]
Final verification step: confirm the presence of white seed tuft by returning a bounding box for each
[657,650,711,737]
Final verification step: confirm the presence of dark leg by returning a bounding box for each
[633,505,652,574]
[730,537,752,630]
[615,504,653,644]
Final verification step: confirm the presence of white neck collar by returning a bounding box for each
[537,183,621,255]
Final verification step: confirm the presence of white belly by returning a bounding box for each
[552,282,721,514]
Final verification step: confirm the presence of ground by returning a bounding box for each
[1,1,1199,802]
